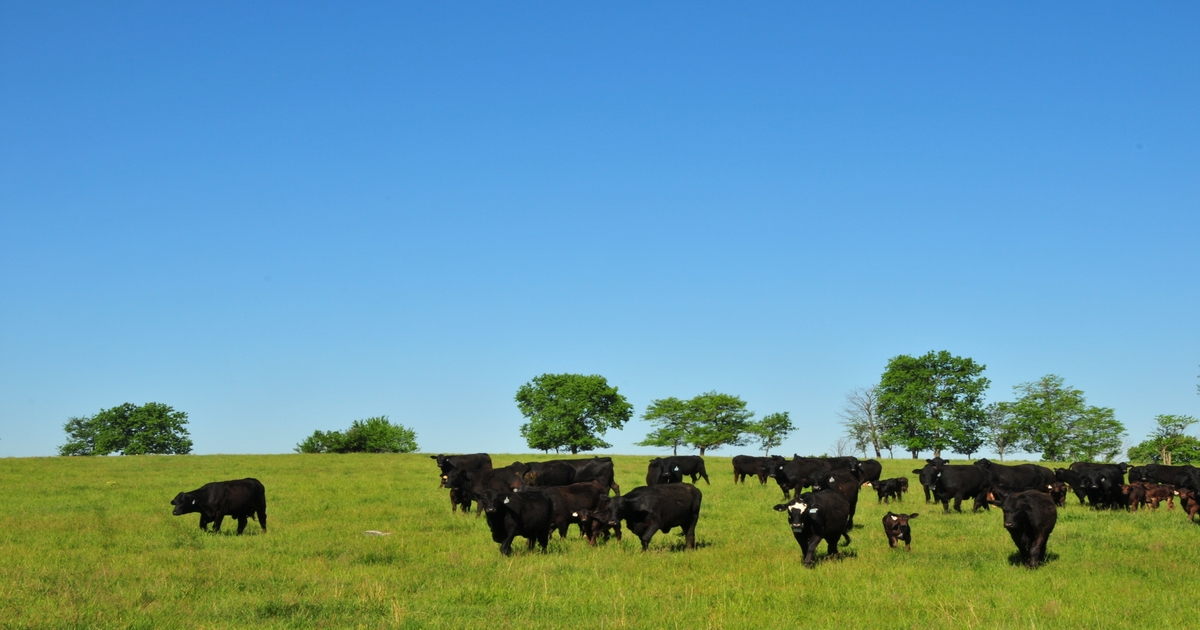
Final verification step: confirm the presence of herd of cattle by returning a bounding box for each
[426,453,1200,567]
[165,454,1200,569]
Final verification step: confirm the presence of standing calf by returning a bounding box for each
[171,478,267,535]
[882,512,918,550]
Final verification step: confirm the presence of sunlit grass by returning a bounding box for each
[1,454,1196,628]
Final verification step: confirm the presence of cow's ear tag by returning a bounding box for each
[192,499,197,504]
[572,512,578,517]
[809,508,819,513]
[503,497,510,504]
[674,466,679,471]
[829,476,835,482]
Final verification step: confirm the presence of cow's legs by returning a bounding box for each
[537,532,550,552]
[256,508,268,532]
[1029,533,1048,568]
[825,535,840,559]
[802,536,821,567]
[499,532,517,556]
[684,516,697,550]
[211,513,225,533]
[236,517,248,535]
[638,521,658,551]
[199,516,210,532]
[952,494,964,513]
[700,471,710,485]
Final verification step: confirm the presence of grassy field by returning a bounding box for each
[1,453,1197,629]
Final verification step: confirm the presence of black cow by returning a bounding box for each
[988,488,1057,568]
[574,496,624,545]
[882,512,918,550]
[171,478,267,535]
[769,456,843,499]
[912,457,949,503]
[431,453,492,484]
[563,457,621,496]
[812,469,861,528]
[479,488,554,556]
[517,460,576,487]
[447,464,526,516]
[1053,468,1088,506]
[1175,468,1200,492]
[1130,464,1198,488]
[866,478,906,504]
[647,456,709,486]
[931,465,990,513]
[1071,463,1126,510]
[531,481,613,539]
[772,490,852,567]
[603,484,703,551]
[733,455,771,484]
[973,459,1055,491]
[858,459,883,484]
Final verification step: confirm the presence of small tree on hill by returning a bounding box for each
[516,373,633,454]
[296,416,418,453]
[59,402,193,456]
[1127,414,1200,465]
[685,391,754,456]
[636,397,692,456]
[748,412,794,456]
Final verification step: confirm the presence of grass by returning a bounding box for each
[1,454,1196,629]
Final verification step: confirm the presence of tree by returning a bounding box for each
[1127,414,1199,465]
[837,386,887,458]
[984,402,1023,461]
[296,416,418,453]
[516,374,632,454]
[877,350,990,458]
[748,412,794,456]
[636,397,693,455]
[684,391,755,456]
[59,402,193,456]
[1003,375,1126,462]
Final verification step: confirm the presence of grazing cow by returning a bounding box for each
[931,465,991,513]
[1053,468,1088,506]
[1135,482,1176,510]
[646,458,684,486]
[602,484,702,551]
[973,459,1055,491]
[912,457,950,503]
[574,497,624,545]
[431,453,492,485]
[733,455,771,484]
[647,456,709,485]
[1120,484,1147,511]
[858,459,883,485]
[1047,482,1069,508]
[867,478,906,504]
[882,512,918,550]
[171,478,267,535]
[812,469,861,528]
[533,481,613,539]
[772,490,852,568]
[517,460,576,488]
[987,489,1057,568]
[1174,488,1200,523]
[564,457,621,496]
[479,488,555,556]
[1072,464,1125,510]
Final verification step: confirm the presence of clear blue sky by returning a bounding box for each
[2,3,1197,459]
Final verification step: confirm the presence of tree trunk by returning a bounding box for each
[699,446,707,456]
[872,442,882,459]
[571,446,578,455]
[672,445,677,456]
[911,450,919,459]
[933,447,942,458]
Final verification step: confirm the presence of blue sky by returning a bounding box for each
[2,3,1197,459]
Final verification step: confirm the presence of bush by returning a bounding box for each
[295,416,418,454]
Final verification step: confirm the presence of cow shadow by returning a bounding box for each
[1005,551,1059,568]
[664,538,713,552]
[813,549,858,566]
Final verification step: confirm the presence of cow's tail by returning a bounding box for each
[841,532,852,545]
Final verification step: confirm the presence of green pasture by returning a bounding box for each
[1,454,1196,629]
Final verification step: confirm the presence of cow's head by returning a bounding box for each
[479,489,513,515]
[170,492,200,516]
[883,512,917,541]
[973,458,992,468]
[773,496,812,531]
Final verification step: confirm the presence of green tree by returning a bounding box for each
[984,402,1023,461]
[59,402,193,456]
[748,411,794,456]
[636,397,692,455]
[685,391,754,456]
[295,416,418,453]
[1003,375,1126,462]
[877,350,990,458]
[516,373,633,454]
[1126,414,1199,465]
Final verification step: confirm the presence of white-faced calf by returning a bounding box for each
[882,512,918,550]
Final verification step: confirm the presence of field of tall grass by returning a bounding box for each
[1,453,1197,629]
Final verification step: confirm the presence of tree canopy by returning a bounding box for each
[516,373,633,454]
[1001,375,1126,462]
[59,402,193,456]
[1127,414,1200,465]
[637,391,758,456]
[636,397,692,455]
[839,385,889,458]
[748,411,794,456]
[877,350,990,458]
[295,416,418,453]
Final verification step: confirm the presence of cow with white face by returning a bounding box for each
[772,489,851,568]
[882,512,918,550]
